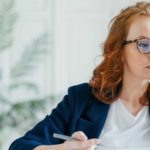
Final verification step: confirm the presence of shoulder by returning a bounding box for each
[67,83,95,104]
[66,83,97,114]
[68,83,92,96]
[54,83,94,112]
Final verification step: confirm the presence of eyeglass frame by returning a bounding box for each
[123,38,150,54]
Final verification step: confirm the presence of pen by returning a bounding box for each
[53,133,77,141]
[53,133,100,147]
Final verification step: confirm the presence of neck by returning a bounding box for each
[119,78,149,107]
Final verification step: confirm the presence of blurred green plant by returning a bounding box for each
[0,0,55,149]
[0,95,57,132]
[0,33,52,130]
[0,0,17,51]
[10,33,49,93]
[11,33,49,79]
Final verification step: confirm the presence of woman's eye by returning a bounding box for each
[139,42,149,48]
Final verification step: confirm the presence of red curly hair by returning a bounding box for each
[89,1,150,105]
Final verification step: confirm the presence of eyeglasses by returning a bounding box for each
[123,38,150,54]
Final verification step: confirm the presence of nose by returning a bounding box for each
[145,53,150,62]
[147,52,150,57]
[142,52,150,63]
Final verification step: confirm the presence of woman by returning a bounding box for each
[9,1,150,150]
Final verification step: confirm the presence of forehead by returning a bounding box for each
[126,16,150,40]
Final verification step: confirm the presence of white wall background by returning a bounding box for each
[53,0,149,94]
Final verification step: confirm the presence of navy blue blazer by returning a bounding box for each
[9,83,110,150]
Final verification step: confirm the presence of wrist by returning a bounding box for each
[34,143,65,150]
[51,143,65,150]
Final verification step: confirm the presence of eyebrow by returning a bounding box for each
[136,35,150,39]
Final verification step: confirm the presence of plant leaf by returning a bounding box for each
[9,81,39,93]
[11,33,50,78]
[0,0,17,51]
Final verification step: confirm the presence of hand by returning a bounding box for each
[63,131,100,150]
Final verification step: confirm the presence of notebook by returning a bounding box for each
[95,145,150,150]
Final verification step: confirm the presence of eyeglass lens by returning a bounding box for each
[138,39,150,53]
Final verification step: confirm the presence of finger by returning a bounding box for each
[71,131,88,141]
[64,138,100,149]
[77,145,97,150]
[78,139,100,148]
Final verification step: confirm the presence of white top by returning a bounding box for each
[96,99,150,150]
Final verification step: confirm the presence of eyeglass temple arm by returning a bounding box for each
[123,39,137,45]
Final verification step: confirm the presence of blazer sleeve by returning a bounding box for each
[9,86,76,150]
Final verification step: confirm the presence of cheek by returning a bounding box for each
[128,55,142,64]
[123,48,144,69]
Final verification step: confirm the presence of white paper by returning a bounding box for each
[95,145,150,150]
